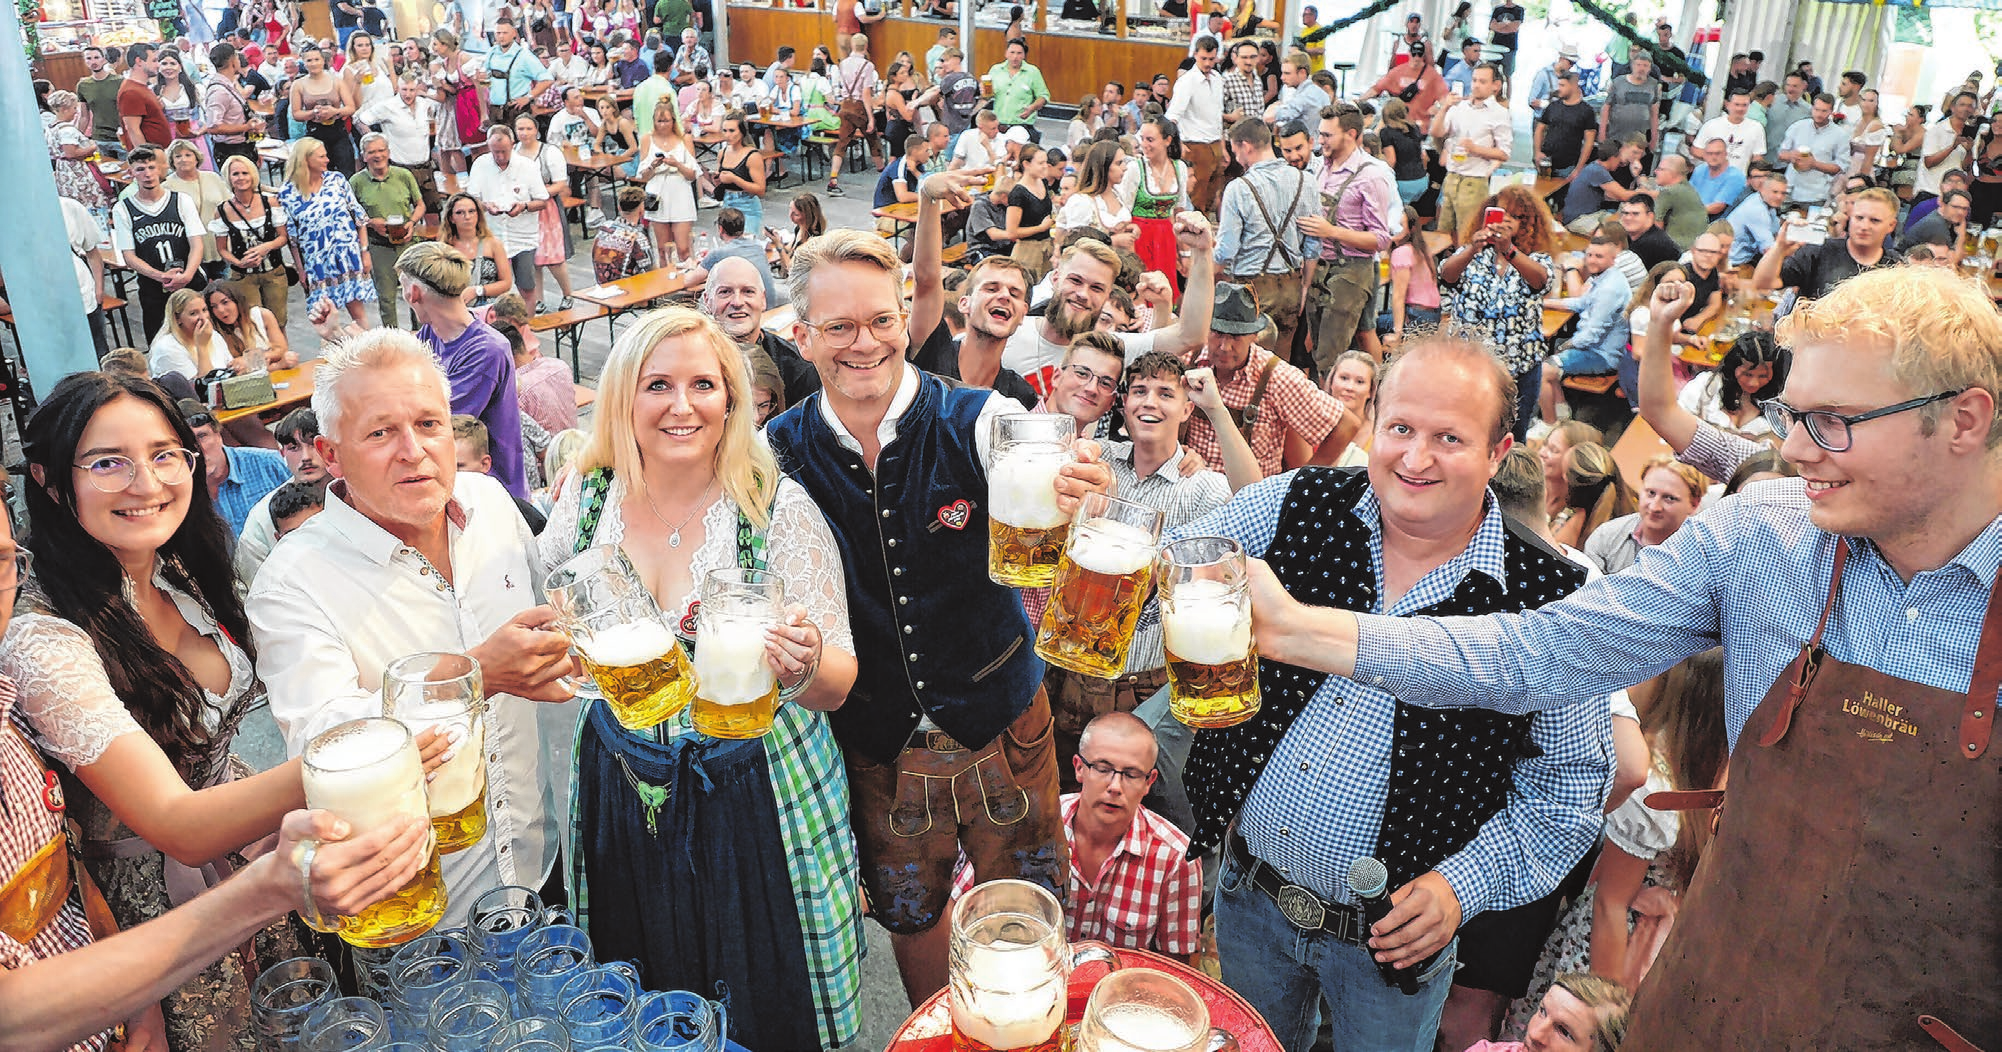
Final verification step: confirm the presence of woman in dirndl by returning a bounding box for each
[1128,115,1190,297]
[538,308,863,1052]
[429,28,483,177]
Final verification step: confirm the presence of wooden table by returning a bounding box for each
[529,300,608,379]
[215,366,317,425]
[573,265,699,343]
[1541,306,1573,341]
[1533,174,1568,204]
[1610,414,1673,488]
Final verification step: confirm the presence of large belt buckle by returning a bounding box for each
[1275,883,1327,932]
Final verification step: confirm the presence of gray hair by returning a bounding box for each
[358,132,390,153]
[313,328,452,440]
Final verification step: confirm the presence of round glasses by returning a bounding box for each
[72,448,199,493]
[799,311,908,350]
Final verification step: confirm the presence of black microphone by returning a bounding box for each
[1347,857,1420,996]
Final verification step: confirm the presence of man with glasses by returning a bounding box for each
[1753,185,1903,301]
[1252,265,2002,1049]
[767,226,1115,1006]
[180,400,290,535]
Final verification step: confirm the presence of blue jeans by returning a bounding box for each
[1214,849,1459,1052]
[1396,176,1428,203]
[1376,305,1441,336]
[1511,361,1542,441]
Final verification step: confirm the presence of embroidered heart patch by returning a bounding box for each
[937,499,972,531]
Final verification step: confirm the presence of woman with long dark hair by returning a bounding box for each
[1128,116,1189,289]
[1675,330,1785,436]
[1,373,313,1051]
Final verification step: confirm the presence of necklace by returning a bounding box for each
[642,478,715,548]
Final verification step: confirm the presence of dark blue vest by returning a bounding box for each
[767,373,1044,764]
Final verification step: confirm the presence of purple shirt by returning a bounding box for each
[1314,148,1396,260]
[421,318,528,499]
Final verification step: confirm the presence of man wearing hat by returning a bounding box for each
[1183,283,1353,481]
[1526,46,1579,115]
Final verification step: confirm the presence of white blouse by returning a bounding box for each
[1676,369,1773,436]
[149,329,232,380]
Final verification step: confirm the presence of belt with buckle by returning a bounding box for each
[905,726,967,753]
[1228,835,1368,945]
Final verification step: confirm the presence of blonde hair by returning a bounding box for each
[284,136,329,194]
[786,228,901,319]
[1779,264,2002,448]
[165,138,203,171]
[544,427,589,484]
[651,96,686,138]
[312,328,451,439]
[395,240,474,300]
[165,287,218,373]
[1057,239,1120,280]
[578,307,782,530]
[1640,453,1707,504]
[1546,974,1632,1052]
[219,152,261,187]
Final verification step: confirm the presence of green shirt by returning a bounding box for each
[1656,180,1709,250]
[986,61,1049,127]
[654,0,692,37]
[633,74,675,139]
[350,165,422,246]
[76,73,123,142]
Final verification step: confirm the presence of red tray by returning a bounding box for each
[884,944,1280,1052]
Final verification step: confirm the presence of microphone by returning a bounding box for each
[1347,857,1420,996]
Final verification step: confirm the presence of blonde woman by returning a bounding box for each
[536,307,861,1052]
[428,28,482,177]
[210,154,292,326]
[638,97,699,263]
[344,31,397,112]
[148,287,233,379]
[279,136,376,326]
[163,139,230,231]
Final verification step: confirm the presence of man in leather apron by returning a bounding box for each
[1232,264,2001,1050]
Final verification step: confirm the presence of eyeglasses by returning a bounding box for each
[1064,363,1120,394]
[72,448,200,493]
[1760,390,1965,453]
[799,311,908,349]
[1079,757,1152,784]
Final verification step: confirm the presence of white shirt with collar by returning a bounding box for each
[358,93,438,167]
[1167,67,1224,144]
[247,471,575,926]
[816,363,1014,469]
[1441,96,1512,178]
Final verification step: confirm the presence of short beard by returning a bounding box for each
[1045,297,1100,343]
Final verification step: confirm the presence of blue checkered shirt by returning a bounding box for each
[1353,479,2002,754]
[1175,473,1613,917]
[215,446,292,536]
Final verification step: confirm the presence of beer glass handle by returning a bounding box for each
[295,837,338,933]
[1204,1027,1240,1052]
[609,959,643,984]
[1070,942,1119,971]
[545,906,575,928]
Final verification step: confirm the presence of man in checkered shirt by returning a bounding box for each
[1183,283,1357,479]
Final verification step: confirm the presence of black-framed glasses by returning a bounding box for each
[1064,363,1120,394]
[1760,390,1966,453]
[72,448,200,493]
[799,311,908,349]
[1079,757,1152,784]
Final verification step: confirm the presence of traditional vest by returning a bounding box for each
[1183,467,1587,889]
[767,373,1043,764]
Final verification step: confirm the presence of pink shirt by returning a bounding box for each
[515,354,578,434]
[1391,244,1442,310]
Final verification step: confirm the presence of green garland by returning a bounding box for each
[18,0,37,60]
[1571,0,1707,87]
[1296,0,1401,46]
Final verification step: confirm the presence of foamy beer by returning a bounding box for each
[547,547,697,731]
[948,879,1070,1052]
[1035,494,1164,679]
[381,652,488,853]
[988,414,1077,588]
[691,568,784,739]
[1072,969,1221,1052]
[299,718,448,947]
[1158,537,1260,729]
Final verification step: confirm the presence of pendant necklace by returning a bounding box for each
[643,479,715,548]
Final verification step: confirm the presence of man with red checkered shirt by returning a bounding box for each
[1183,283,1356,479]
[958,712,1203,959]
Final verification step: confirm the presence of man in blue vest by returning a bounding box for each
[766,219,1126,1006]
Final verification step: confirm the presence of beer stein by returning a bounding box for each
[251,956,338,1051]
[547,546,697,731]
[949,879,1110,1052]
[1035,494,1165,679]
[692,568,784,739]
[299,718,448,947]
[1158,538,1260,729]
[557,961,644,1048]
[467,884,571,990]
[424,979,514,1052]
[514,923,597,1019]
[385,928,475,1036]
[349,945,401,1003]
[988,414,1078,588]
[493,1017,574,1052]
[1073,968,1232,1052]
[633,987,729,1052]
[301,996,394,1052]
[381,652,489,854]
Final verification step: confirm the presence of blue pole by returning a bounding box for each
[0,4,100,397]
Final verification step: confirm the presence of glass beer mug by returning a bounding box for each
[988,414,1077,588]
[1035,494,1165,680]
[382,652,488,853]
[692,568,784,739]
[1158,537,1260,729]
[1072,968,1232,1052]
[299,718,448,947]
[949,879,1110,1052]
[547,546,697,731]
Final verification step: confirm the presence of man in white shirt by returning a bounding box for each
[1917,91,1979,203]
[359,75,439,203]
[247,329,580,927]
[999,236,1217,388]
[1430,62,1513,245]
[1693,89,1766,172]
[60,197,109,357]
[1168,36,1226,215]
[948,109,1005,171]
[464,123,551,303]
[1834,71,1866,124]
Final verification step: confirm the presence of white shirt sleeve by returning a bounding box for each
[148,331,199,379]
[247,569,397,753]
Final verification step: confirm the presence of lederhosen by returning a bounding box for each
[1625,539,2001,1050]
[566,470,819,1052]
[1236,166,1312,362]
[1309,164,1376,374]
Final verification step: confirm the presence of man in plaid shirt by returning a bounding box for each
[1184,284,1356,479]
[1220,39,1266,133]
[956,712,1204,959]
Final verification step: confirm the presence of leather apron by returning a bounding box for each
[1624,541,2001,1050]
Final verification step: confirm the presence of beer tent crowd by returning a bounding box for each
[4,2,2000,1051]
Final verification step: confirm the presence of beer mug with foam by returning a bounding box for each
[692,567,785,739]
[988,414,1076,588]
[299,718,448,947]
[381,652,489,854]
[1073,969,1228,1052]
[1158,537,1260,729]
[547,546,697,731]
[1035,493,1164,679]
[948,879,1087,1052]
